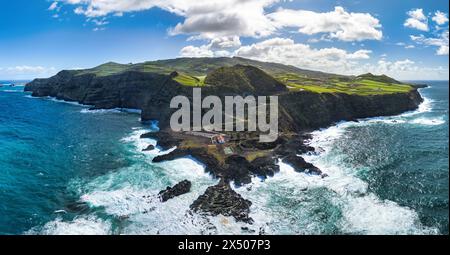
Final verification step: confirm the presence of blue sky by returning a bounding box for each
[0,0,448,80]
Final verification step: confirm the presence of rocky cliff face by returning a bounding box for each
[279,89,423,131]
[24,63,425,223]
[25,70,177,109]
[25,66,423,132]
[25,70,192,127]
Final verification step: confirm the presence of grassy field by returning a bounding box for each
[68,58,413,95]
[276,73,413,95]
[173,73,206,86]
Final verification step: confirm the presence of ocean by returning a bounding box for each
[0,81,448,235]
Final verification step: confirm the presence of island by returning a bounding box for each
[25,57,425,223]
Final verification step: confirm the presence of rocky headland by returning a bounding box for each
[25,57,425,223]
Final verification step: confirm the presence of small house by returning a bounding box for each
[211,134,226,144]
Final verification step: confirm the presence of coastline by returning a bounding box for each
[4,83,446,234]
[18,78,437,233]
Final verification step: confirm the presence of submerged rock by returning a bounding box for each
[152,149,190,163]
[158,180,192,202]
[142,144,155,151]
[65,201,91,214]
[283,154,322,175]
[249,156,280,179]
[141,132,181,151]
[190,182,253,224]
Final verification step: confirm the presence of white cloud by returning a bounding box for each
[91,18,109,26]
[0,66,57,78]
[180,36,241,57]
[397,42,415,49]
[180,37,373,73]
[411,31,449,55]
[376,59,415,72]
[347,49,372,59]
[206,36,241,51]
[404,8,429,31]
[180,45,214,57]
[59,1,383,43]
[356,59,448,80]
[268,6,382,41]
[169,0,277,39]
[233,37,372,73]
[62,0,277,39]
[432,11,449,25]
[179,37,448,80]
[48,2,59,11]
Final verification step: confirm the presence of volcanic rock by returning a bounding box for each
[158,180,192,202]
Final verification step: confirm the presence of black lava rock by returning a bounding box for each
[190,182,253,223]
[158,180,192,202]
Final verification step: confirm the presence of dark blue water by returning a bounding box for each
[358,82,449,234]
[0,83,144,234]
[0,81,448,235]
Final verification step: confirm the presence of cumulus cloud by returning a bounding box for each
[169,0,277,39]
[268,6,382,41]
[180,45,214,58]
[57,1,384,43]
[404,8,429,31]
[356,59,448,80]
[411,31,449,55]
[60,0,277,39]
[432,11,449,25]
[376,59,415,72]
[180,37,448,80]
[180,36,241,57]
[180,37,373,73]
[233,38,372,73]
[207,36,241,51]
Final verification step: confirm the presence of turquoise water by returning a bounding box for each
[0,81,448,235]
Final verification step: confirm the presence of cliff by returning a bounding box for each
[25,59,423,132]
[279,89,423,131]
[24,58,425,221]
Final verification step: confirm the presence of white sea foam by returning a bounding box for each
[46,123,439,235]
[231,102,441,234]
[30,87,441,234]
[78,157,221,234]
[47,97,91,107]
[233,161,325,234]
[120,129,161,155]
[339,193,436,235]
[401,97,433,117]
[80,108,142,114]
[299,123,439,234]
[0,89,23,93]
[24,95,92,107]
[28,216,112,235]
[58,128,255,235]
[24,95,142,115]
[80,108,122,114]
[345,96,444,127]
[410,117,445,126]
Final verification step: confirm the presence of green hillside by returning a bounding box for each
[276,72,412,95]
[65,57,414,95]
[204,65,287,94]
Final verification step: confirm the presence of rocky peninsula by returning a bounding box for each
[25,57,424,223]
